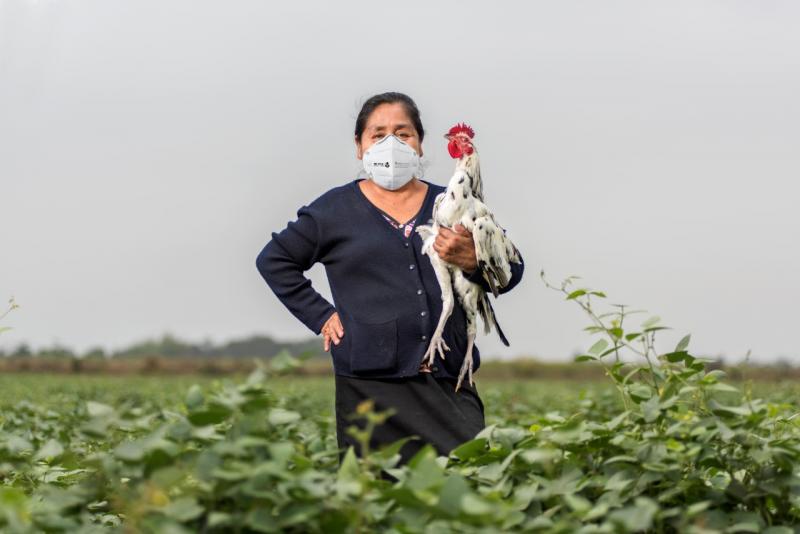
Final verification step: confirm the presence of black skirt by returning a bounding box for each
[334,372,486,468]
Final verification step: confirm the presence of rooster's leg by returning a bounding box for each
[455,333,475,392]
[455,300,479,392]
[422,255,453,367]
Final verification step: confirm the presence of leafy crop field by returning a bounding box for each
[2,370,800,533]
[3,278,800,533]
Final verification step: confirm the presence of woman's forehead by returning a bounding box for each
[366,103,413,128]
[368,121,412,131]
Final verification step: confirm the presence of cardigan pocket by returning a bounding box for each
[348,317,398,373]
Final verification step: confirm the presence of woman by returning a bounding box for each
[256,92,524,468]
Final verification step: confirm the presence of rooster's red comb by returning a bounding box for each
[448,122,475,138]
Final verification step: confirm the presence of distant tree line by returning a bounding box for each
[0,333,326,360]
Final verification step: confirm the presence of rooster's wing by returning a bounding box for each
[471,213,518,298]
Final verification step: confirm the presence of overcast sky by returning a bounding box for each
[1,1,798,364]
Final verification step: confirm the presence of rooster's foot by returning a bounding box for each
[422,335,450,367]
[455,355,474,392]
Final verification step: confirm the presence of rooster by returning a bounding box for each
[415,123,522,392]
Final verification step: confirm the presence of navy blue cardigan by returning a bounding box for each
[255,178,525,380]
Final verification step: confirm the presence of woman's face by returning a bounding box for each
[355,102,423,160]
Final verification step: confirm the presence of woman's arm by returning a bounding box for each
[255,205,337,335]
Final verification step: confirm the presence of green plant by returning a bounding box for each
[534,270,800,530]
[0,296,19,337]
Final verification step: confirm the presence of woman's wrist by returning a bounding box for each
[462,258,479,275]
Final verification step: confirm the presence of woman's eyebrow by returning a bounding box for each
[371,123,411,131]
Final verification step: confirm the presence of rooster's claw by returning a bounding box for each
[422,335,450,367]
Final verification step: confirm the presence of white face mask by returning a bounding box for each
[362,134,421,190]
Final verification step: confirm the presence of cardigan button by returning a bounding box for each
[409,264,415,270]
[404,242,409,248]
[416,289,423,295]
[432,365,439,372]
[420,311,427,317]
[421,334,427,340]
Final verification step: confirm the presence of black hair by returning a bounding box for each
[354,92,425,144]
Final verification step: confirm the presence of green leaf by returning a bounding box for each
[0,486,28,527]
[728,522,761,533]
[449,438,487,461]
[335,447,362,498]
[520,448,560,465]
[708,382,740,394]
[184,385,204,409]
[34,439,65,462]
[574,355,597,362]
[187,404,231,426]
[407,446,445,491]
[566,289,587,300]
[588,339,608,355]
[268,408,301,425]
[162,497,204,522]
[629,383,653,402]
[600,346,621,358]
[604,471,635,492]
[563,493,592,513]
[461,493,492,515]
[86,401,114,418]
[641,316,660,328]
[606,411,629,430]
[643,326,671,333]
[246,508,280,533]
[584,502,611,521]
[621,366,641,385]
[608,497,658,531]
[642,396,661,423]
[703,369,726,382]
[207,512,233,528]
[4,435,33,455]
[663,350,689,363]
[604,455,638,465]
[708,398,756,417]
[375,436,416,462]
[675,334,691,352]
[438,474,470,512]
[114,440,146,462]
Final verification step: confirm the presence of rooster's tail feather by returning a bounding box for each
[478,291,510,346]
